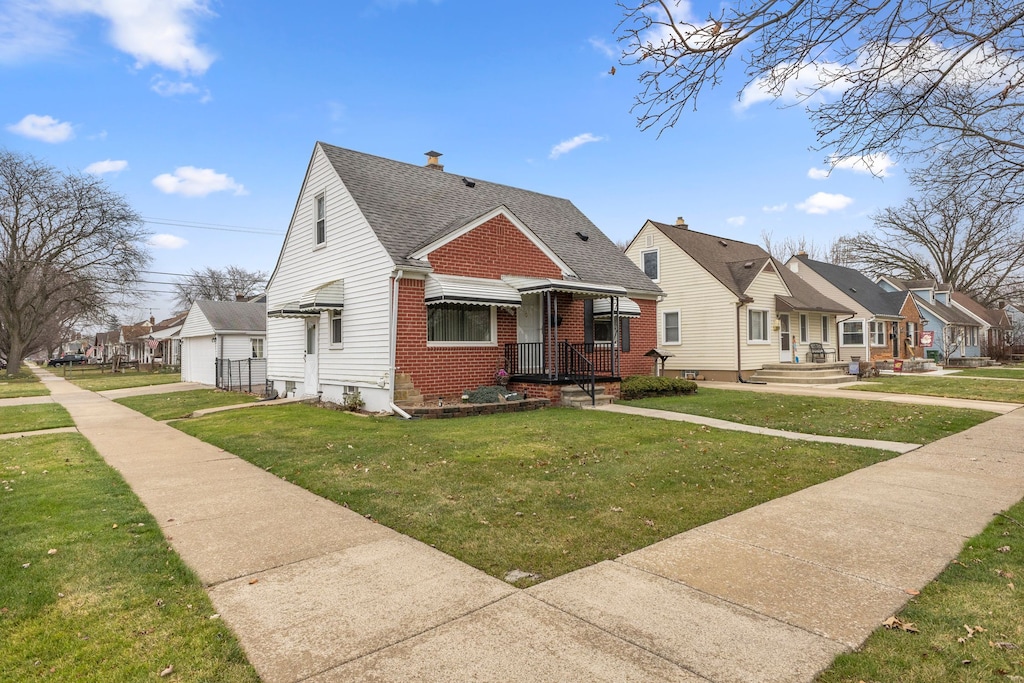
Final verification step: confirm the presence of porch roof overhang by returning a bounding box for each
[268,280,345,318]
[593,297,642,317]
[501,276,627,299]
[774,295,853,315]
[424,274,522,308]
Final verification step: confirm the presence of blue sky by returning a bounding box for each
[1,0,911,322]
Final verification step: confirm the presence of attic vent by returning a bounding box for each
[645,234,653,247]
[461,177,475,188]
[743,261,754,268]
[718,239,728,247]
[575,231,589,241]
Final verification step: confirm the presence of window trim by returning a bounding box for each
[641,248,660,282]
[426,304,497,347]
[330,310,343,348]
[251,337,264,359]
[314,191,326,248]
[869,320,886,347]
[747,308,770,344]
[662,309,681,345]
[821,315,830,343]
[842,320,864,346]
[799,313,809,343]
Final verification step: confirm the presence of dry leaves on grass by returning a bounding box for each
[882,616,919,633]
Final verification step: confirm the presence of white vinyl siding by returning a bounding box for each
[266,144,395,395]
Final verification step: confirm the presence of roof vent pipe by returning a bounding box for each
[424,150,444,171]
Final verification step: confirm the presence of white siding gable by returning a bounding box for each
[179,302,214,338]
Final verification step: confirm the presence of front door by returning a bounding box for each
[304,319,319,396]
[779,314,792,362]
[891,321,900,357]
[517,293,544,373]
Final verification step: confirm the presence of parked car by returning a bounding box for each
[48,353,87,366]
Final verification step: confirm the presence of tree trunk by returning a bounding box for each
[5,338,25,377]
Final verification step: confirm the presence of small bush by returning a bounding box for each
[343,389,365,412]
[621,375,698,400]
[466,385,513,403]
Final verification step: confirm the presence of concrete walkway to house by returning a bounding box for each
[700,378,1023,413]
[98,380,210,399]
[30,367,1024,682]
[592,403,922,453]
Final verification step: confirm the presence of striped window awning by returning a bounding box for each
[424,274,522,307]
[593,297,642,317]
[268,279,345,318]
[500,276,627,298]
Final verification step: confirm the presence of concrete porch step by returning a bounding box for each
[561,385,615,408]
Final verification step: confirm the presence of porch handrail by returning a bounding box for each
[561,341,596,405]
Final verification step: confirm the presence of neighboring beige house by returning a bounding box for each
[625,219,852,381]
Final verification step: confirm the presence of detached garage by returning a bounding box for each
[180,299,267,390]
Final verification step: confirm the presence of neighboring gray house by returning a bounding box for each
[180,299,267,387]
[876,277,982,360]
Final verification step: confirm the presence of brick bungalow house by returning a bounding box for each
[266,144,662,412]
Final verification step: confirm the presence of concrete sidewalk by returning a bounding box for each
[35,368,1024,682]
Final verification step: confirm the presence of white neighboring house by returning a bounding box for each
[180,300,267,387]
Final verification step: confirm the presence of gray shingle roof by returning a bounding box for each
[319,144,661,296]
[651,223,852,313]
[196,300,267,333]
[796,255,906,316]
[913,294,980,326]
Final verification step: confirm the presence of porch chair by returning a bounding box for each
[807,342,827,363]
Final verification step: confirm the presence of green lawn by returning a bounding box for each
[952,367,1024,380]
[846,375,1024,403]
[0,434,258,682]
[65,370,183,392]
[623,388,994,444]
[115,390,258,421]
[818,500,1024,682]
[175,404,899,585]
[0,374,48,399]
[0,405,74,434]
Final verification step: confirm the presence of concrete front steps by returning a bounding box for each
[751,362,856,385]
[393,373,423,405]
[561,385,615,408]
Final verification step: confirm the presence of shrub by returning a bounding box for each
[465,385,521,404]
[343,389,365,412]
[621,375,698,400]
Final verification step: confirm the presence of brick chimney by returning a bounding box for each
[424,150,444,171]
[675,216,688,229]
[235,293,247,302]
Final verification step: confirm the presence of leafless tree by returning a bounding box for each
[172,265,267,310]
[0,150,150,375]
[616,0,1024,198]
[759,230,834,262]
[839,178,1024,305]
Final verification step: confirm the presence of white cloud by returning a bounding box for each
[807,167,830,180]
[549,133,605,159]
[726,216,746,226]
[152,166,247,197]
[588,37,616,59]
[3,0,215,75]
[6,114,74,142]
[796,192,853,215]
[762,203,788,213]
[85,159,128,174]
[809,153,896,178]
[151,77,197,96]
[736,61,850,111]
[147,233,188,249]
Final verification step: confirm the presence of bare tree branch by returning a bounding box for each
[172,265,267,311]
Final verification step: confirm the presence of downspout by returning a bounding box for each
[836,313,855,360]
[735,300,743,382]
[389,270,412,419]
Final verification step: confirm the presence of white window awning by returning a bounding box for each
[268,280,344,318]
[501,276,627,298]
[299,279,344,311]
[424,274,522,308]
[593,297,642,317]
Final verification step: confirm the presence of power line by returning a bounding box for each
[142,216,285,236]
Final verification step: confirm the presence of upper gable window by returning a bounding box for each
[314,192,326,246]
[641,249,659,281]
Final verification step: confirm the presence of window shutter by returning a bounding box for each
[621,318,631,352]
[584,300,594,345]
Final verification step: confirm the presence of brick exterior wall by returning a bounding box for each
[868,296,926,362]
[394,214,657,400]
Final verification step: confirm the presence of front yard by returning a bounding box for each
[0,374,48,399]
[174,405,898,585]
[63,369,183,392]
[0,405,73,434]
[846,375,1024,403]
[0,434,257,682]
[114,390,258,421]
[623,388,994,444]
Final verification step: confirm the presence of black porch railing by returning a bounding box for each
[216,358,268,395]
[562,342,596,405]
[503,342,618,379]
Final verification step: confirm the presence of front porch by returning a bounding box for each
[504,341,622,406]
